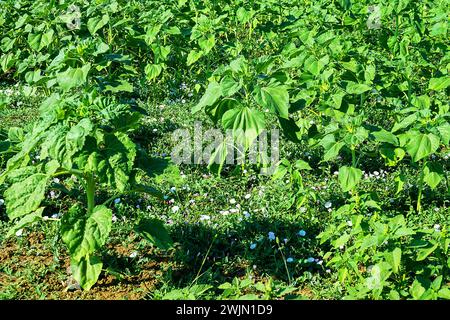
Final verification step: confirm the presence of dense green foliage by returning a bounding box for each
[0,0,449,299]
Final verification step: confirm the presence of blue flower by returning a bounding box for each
[298,230,306,237]
[250,243,257,250]
[307,257,315,263]
[286,257,294,263]
[268,232,275,241]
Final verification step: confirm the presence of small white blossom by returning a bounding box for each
[244,194,251,199]
[170,187,176,193]
[199,215,210,221]
[112,215,118,222]
[434,224,441,231]
[0,199,4,206]
[347,220,353,227]
[15,229,23,237]
[129,251,138,258]
[229,198,236,204]
[324,201,332,209]
[171,206,180,213]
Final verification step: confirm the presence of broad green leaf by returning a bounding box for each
[71,254,103,290]
[61,205,112,261]
[192,81,222,114]
[6,207,44,238]
[436,123,450,145]
[145,64,163,82]
[198,34,215,54]
[87,15,110,35]
[405,133,440,162]
[423,162,443,190]
[97,132,136,191]
[416,243,438,261]
[104,80,133,93]
[5,173,48,220]
[390,248,402,273]
[134,218,173,250]
[323,141,344,161]
[28,29,54,51]
[428,77,450,91]
[372,129,398,145]
[222,107,266,149]
[56,64,91,91]
[295,160,312,171]
[345,82,371,95]
[338,166,363,192]
[391,114,418,133]
[220,75,241,96]
[253,84,289,119]
[187,50,203,66]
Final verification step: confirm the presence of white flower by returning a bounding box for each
[51,212,61,219]
[268,232,276,241]
[0,199,4,206]
[286,257,294,263]
[347,220,353,227]
[171,206,180,213]
[244,194,251,199]
[199,215,210,221]
[283,238,288,244]
[129,251,138,258]
[114,198,121,205]
[220,210,230,215]
[434,224,441,231]
[250,243,257,250]
[299,207,307,213]
[170,187,176,193]
[152,128,158,132]
[53,178,60,184]
[169,198,175,204]
[298,230,306,237]
[373,171,379,176]
[324,201,332,209]
[326,269,331,273]
[146,205,152,210]
[112,215,118,222]
[189,199,195,204]
[307,257,315,263]
[229,208,239,213]
[333,171,339,176]
[15,229,23,237]
[229,198,236,204]
[317,260,323,265]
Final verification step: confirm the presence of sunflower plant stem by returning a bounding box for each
[86,173,96,215]
[417,160,426,213]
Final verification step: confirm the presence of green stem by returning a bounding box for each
[417,160,426,213]
[351,148,356,168]
[86,173,96,215]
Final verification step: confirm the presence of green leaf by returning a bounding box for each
[323,140,344,162]
[390,248,402,273]
[71,254,103,290]
[61,205,112,261]
[428,77,450,91]
[438,288,450,300]
[391,114,417,133]
[345,82,371,95]
[134,218,173,250]
[372,129,398,146]
[198,34,215,54]
[5,173,48,220]
[192,81,222,114]
[56,64,91,91]
[96,132,136,192]
[253,84,289,119]
[6,207,44,238]
[416,243,438,261]
[338,166,362,192]
[222,107,266,149]
[28,29,54,51]
[187,50,203,66]
[423,162,443,190]
[220,75,241,96]
[405,133,440,162]
[87,15,110,35]
[145,64,163,82]
[295,160,312,171]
